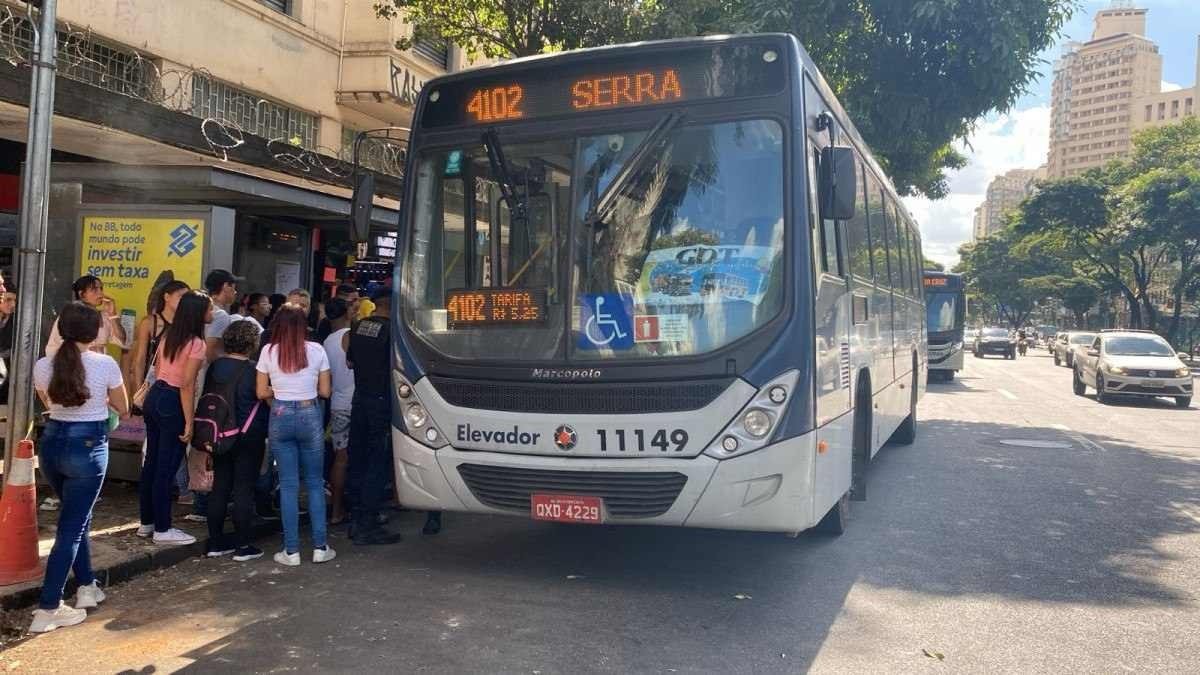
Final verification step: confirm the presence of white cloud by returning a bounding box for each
[903,105,1050,270]
[1162,80,1183,92]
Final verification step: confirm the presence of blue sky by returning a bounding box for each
[904,0,1200,268]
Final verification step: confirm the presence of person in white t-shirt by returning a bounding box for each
[44,276,127,357]
[29,302,129,634]
[203,269,243,362]
[256,303,334,567]
[320,298,354,524]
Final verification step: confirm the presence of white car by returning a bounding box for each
[1053,331,1097,368]
[1073,331,1193,408]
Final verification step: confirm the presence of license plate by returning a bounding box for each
[531,494,603,524]
[1143,380,1163,388]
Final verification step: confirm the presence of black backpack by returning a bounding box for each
[192,360,260,455]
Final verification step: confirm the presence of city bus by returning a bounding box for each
[923,271,966,381]
[370,34,927,536]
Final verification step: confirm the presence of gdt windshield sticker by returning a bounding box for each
[578,293,634,350]
[637,245,776,306]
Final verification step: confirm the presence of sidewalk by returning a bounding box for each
[0,478,279,624]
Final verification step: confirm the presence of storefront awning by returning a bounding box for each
[49,163,399,230]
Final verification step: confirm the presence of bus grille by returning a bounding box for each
[456,463,688,518]
[427,377,729,414]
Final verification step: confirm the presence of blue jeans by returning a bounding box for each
[37,420,108,609]
[269,399,327,553]
[141,382,186,532]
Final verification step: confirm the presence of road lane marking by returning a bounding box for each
[1051,423,1107,452]
[998,388,1017,400]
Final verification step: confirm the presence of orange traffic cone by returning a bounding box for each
[0,439,42,585]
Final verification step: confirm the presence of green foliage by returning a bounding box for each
[923,257,945,271]
[376,0,1075,199]
[955,229,1065,327]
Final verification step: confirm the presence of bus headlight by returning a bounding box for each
[1176,367,1191,378]
[742,409,772,438]
[405,403,428,428]
[392,369,448,449]
[704,370,799,460]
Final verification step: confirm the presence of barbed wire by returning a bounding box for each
[0,5,406,184]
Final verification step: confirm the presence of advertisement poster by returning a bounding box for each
[637,245,775,307]
[79,217,206,335]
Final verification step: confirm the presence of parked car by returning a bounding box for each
[1053,331,1098,368]
[1073,330,1193,408]
[973,327,1016,359]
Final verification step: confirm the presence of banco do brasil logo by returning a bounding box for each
[168,223,198,257]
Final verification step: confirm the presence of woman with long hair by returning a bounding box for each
[44,275,127,356]
[129,280,190,398]
[256,303,335,566]
[138,290,210,545]
[30,302,129,633]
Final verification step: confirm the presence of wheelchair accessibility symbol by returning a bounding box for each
[578,294,634,350]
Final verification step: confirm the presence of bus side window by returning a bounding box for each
[882,197,899,290]
[813,147,843,277]
[892,204,910,293]
[865,172,886,287]
[907,226,922,299]
[844,154,873,283]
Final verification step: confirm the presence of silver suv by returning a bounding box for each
[1073,331,1193,408]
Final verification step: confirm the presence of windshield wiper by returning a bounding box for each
[583,111,685,229]
[483,128,529,234]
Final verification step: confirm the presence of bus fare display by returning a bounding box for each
[445,288,547,328]
[421,41,786,128]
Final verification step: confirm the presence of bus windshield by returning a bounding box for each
[926,291,958,334]
[404,118,785,362]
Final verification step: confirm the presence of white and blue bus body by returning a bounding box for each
[383,34,926,535]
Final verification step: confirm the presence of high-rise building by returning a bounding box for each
[1046,3,1163,178]
[1133,35,1200,133]
[973,167,1047,240]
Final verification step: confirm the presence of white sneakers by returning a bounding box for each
[136,523,153,538]
[29,603,87,634]
[74,581,106,609]
[275,546,337,566]
[313,546,337,564]
[152,528,196,545]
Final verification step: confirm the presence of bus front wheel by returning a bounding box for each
[814,492,849,536]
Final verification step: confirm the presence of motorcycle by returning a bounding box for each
[1017,337,1028,356]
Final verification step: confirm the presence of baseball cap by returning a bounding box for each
[204,269,245,292]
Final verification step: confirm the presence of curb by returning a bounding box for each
[0,519,280,611]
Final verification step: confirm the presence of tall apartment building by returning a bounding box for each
[1133,35,1200,133]
[1046,4,1163,178]
[973,167,1047,240]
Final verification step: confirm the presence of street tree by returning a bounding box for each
[955,229,1062,328]
[375,0,1074,198]
[923,257,945,272]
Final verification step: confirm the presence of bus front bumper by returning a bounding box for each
[392,429,819,534]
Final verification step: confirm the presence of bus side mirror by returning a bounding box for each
[350,171,375,244]
[819,146,856,221]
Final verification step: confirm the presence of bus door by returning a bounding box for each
[805,78,852,426]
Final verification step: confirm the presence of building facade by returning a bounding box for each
[973,167,1047,240]
[1132,35,1200,133]
[1046,4,1163,179]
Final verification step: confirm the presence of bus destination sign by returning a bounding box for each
[445,288,548,328]
[924,276,948,287]
[421,41,786,128]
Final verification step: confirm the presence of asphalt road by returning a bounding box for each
[2,350,1198,673]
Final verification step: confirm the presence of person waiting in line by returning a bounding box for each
[316,284,359,342]
[243,292,272,332]
[256,303,336,566]
[347,293,441,543]
[129,280,190,412]
[259,288,314,353]
[29,302,129,633]
[0,281,16,403]
[320,298,354,525]
[204,320,269,561]
[203,269,243,362]
[45,275,127,357]
[137,291,211,546]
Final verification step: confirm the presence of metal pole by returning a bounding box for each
[4,0,57,473]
